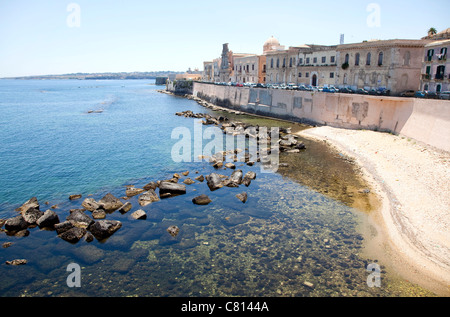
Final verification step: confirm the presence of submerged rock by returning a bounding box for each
[69,194,82,201]
[167,225,180,238]
[192,194,212,205]
[236,192,248,203]
[6,259,27,266]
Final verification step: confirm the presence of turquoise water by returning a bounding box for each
[0,80,432,297]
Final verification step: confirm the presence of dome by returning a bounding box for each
[264,36,280,47]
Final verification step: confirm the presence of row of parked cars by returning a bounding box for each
[213,82,450,99]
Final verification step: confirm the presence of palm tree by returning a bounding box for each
[428,27,437,37]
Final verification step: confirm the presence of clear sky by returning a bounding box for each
[0,0,449,77]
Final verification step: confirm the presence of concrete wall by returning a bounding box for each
[193,82,450,152]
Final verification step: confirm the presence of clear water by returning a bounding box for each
[0,80,434,297]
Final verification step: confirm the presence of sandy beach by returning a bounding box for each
[298,126,450,296]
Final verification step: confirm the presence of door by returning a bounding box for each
[312,74,317,86]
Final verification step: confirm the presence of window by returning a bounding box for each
[331,56,335,63]
[344,54,349,64]
[366,53,371,65]
[378,52,383,66]
[330,72,334,78]
[355,53,360,66]
[306,72,309,78]
[283,58,286,68]
[426,49,434,61]
[271,58,274,68]
[299,58,303,65]
[306,57,310,64]
[426,66,431,74]
[322,56,326,63]
[246,65,249,72]
[252,64,255,71]
[289,57,292,67]
[436,65,446,80]
[313,57,317,63]
[298,72,302,77]
[276,58,279,68]
[403,51,410,66]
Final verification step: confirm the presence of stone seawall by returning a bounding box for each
[193,82,450,152]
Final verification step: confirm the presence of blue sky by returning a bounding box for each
[0,0,448,77]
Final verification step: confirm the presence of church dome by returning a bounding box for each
[263,36,281,53]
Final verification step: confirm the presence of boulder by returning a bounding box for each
[183,178,195,185]
[22,207,44,225]
[131,209,147,220]
[36,209,60,229]
[138,189,160,206]
[192,194,212,205]
[225,162,236,169]
[81,198,101,212]
[143,181,158,191]
[195,175,205,182]
[236,192,248,203]
[206,173,223,191]
[55,221,75,234]
[15,197,39,213]
[4,215,28,232]
[67,210,94,228]
[89,220,122,240]
[5,259,27,266]
[117,202,132,214]
[228,169,243,186]
[59,227,87,243]
[181,171,189,176]
[69,194,82,201]
[125,187,145,197]
[98,193,123,212]
[159,182,186,198]
[92,209,106,219]
[242,171,257,187]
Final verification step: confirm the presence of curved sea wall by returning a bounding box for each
[193,82,450,152]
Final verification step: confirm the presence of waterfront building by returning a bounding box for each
[336,39,431,95]
[420,39,450,93]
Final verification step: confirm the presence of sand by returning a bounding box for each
[298,126,450,296]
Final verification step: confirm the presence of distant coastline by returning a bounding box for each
[0,71,183,80]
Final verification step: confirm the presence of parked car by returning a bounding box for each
[415,91,427,98]
[255,83,266,88]
[400,90,416,97]
[323,86,338,93]
[339,87,355,94]
[356,88,369,95]
[426,92,438,99]
[287,83,298,90]
[439,91,450,100]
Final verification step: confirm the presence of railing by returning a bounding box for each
[422,74,431,80]
[435,73,444,80]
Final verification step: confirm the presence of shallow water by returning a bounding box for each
[0,80,435,297]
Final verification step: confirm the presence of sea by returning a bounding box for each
[0,79,433,298]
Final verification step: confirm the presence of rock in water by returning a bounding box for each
[167,225,180,238]
[98,193,123,212]
[69,194,82,201]
[138,189,160,206]
[36,209,60,228]
[131,209,147,220]
[183,178,195,185]
[143,181,158,191]
[206,173,223,191]
[195,175,205,182]
[192,194,212,205]
[236,192,248,203]
[89,220,122,240]
[117,202,132,214]
[15,197,39,213]
[22,207,44,225]
[67,210,94,228]
[4,215,28,232]
[59,227,87,243]
[242,171,257,187]
[230,169,243,185]
[6,259,27,265]
[125,187,145,197]
[81,198,101,211]
[159,182,186,198]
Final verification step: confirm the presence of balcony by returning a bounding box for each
[422,74,431,80]
[435,73,444,80]
[424,56,433,62]
[437,54,447,61]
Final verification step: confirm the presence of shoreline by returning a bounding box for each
[297,126,450,296]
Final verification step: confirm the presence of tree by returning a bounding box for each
[428,27,437,36]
